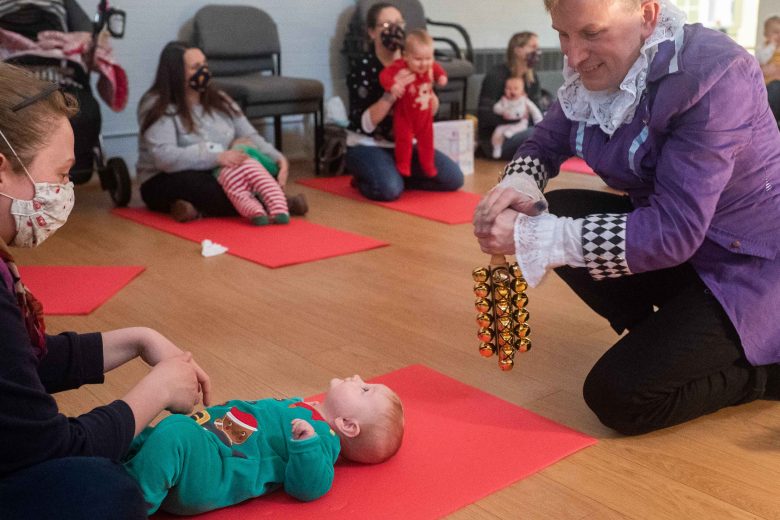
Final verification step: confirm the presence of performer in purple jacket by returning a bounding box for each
[474,0,780,435]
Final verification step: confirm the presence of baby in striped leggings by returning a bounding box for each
[215,144,290,226]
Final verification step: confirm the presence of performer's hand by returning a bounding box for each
[474,208,519,255]
[291,419,316,440]
[474,186,545,235]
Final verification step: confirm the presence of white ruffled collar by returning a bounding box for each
[557,0,687,135]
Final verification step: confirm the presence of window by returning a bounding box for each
[677,0,759,52]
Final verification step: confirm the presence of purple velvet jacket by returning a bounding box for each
[512,24,780,365]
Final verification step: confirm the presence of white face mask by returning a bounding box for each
[0,128,74,248]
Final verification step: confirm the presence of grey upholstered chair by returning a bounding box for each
[192,5,324,174]
[343,0,474,119]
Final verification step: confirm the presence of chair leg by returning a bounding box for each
[314,99,323,176]
[274,116,283,151]
[461,79,468,119]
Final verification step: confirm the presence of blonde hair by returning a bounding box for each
[339,390,404,464]
[405,29,433,51]
[0,62,77,173]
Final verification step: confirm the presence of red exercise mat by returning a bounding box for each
[18,265,145,315]
[112,208,388,269]
[297,176,480,224]
[560,157,596,175]
[153,365,596,520]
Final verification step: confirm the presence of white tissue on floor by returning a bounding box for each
[201,239,228,257]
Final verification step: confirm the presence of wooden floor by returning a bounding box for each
[22,158,780,519]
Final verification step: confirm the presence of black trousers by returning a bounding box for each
[547,189,766,435]
[767,80,780,128]
[140,170,237,217]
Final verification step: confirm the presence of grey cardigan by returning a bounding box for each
[136,93,282,184]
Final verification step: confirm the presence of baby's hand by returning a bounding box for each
[291,418,316,440]
[437,75,448,87]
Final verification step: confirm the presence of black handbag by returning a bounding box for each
[317,124,348,176]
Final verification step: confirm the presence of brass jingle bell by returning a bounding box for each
[491,267,510,285]
[499,357,514,371]
[499,330,514,345]
[494,299,511,317]
[477,327,494,343]
[512,279,528,293]
[512,308,530,324]
[501,343,515,358]
[494,284,510,299]
[496,315,512,331]
[509,263,522,278]
[476,313,493,328]
[475,298,491,313]
[472,267,489,283]
[473,283,490,298]
[513,323,531,338]
[513,293,529,308]
[479,342,496,357]
[518,337,532,353]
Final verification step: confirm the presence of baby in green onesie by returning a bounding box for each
[123,375,404,515]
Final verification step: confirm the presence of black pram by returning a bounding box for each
[0,0,131,206]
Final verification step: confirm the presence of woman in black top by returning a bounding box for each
[345,2,463,201]
[477,31,548,160]
[0,63,210,519]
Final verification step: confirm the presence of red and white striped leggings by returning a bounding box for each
[217,160,288,218]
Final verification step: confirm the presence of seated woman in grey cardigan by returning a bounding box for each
[137,41,302,222]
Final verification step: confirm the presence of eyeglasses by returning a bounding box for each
[378,21,406,30]
[11,82,60,112]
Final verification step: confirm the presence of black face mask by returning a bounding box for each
[188,65,211,93]
[380,23,405,51]
[526,50,542,69]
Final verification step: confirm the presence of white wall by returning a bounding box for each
[80,0,554,170]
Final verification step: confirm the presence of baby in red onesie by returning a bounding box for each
[379,29,448,177]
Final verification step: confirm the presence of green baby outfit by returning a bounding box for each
[123,398,340,515]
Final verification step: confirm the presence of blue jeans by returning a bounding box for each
[345,145,464,201]
[0,457,147,519]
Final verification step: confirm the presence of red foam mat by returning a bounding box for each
[154,364,596,519]
[560,157,596,175]
[297,176,480,224]
[112,208,388,268]
[18,265,145,315]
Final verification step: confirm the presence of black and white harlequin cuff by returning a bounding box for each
[501,156,549,191]
[582,213,631,280]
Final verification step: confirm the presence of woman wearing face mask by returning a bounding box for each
[0,63,211,519]
[474,0,780,435]
[344,2,463,201]
[477,32,549,161]
[137,41,305,222]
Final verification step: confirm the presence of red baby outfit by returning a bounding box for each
[379,58,446,177]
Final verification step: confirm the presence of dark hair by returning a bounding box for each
[366,2,397,30]
[0,62,78,172]
[140,41,238,134]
